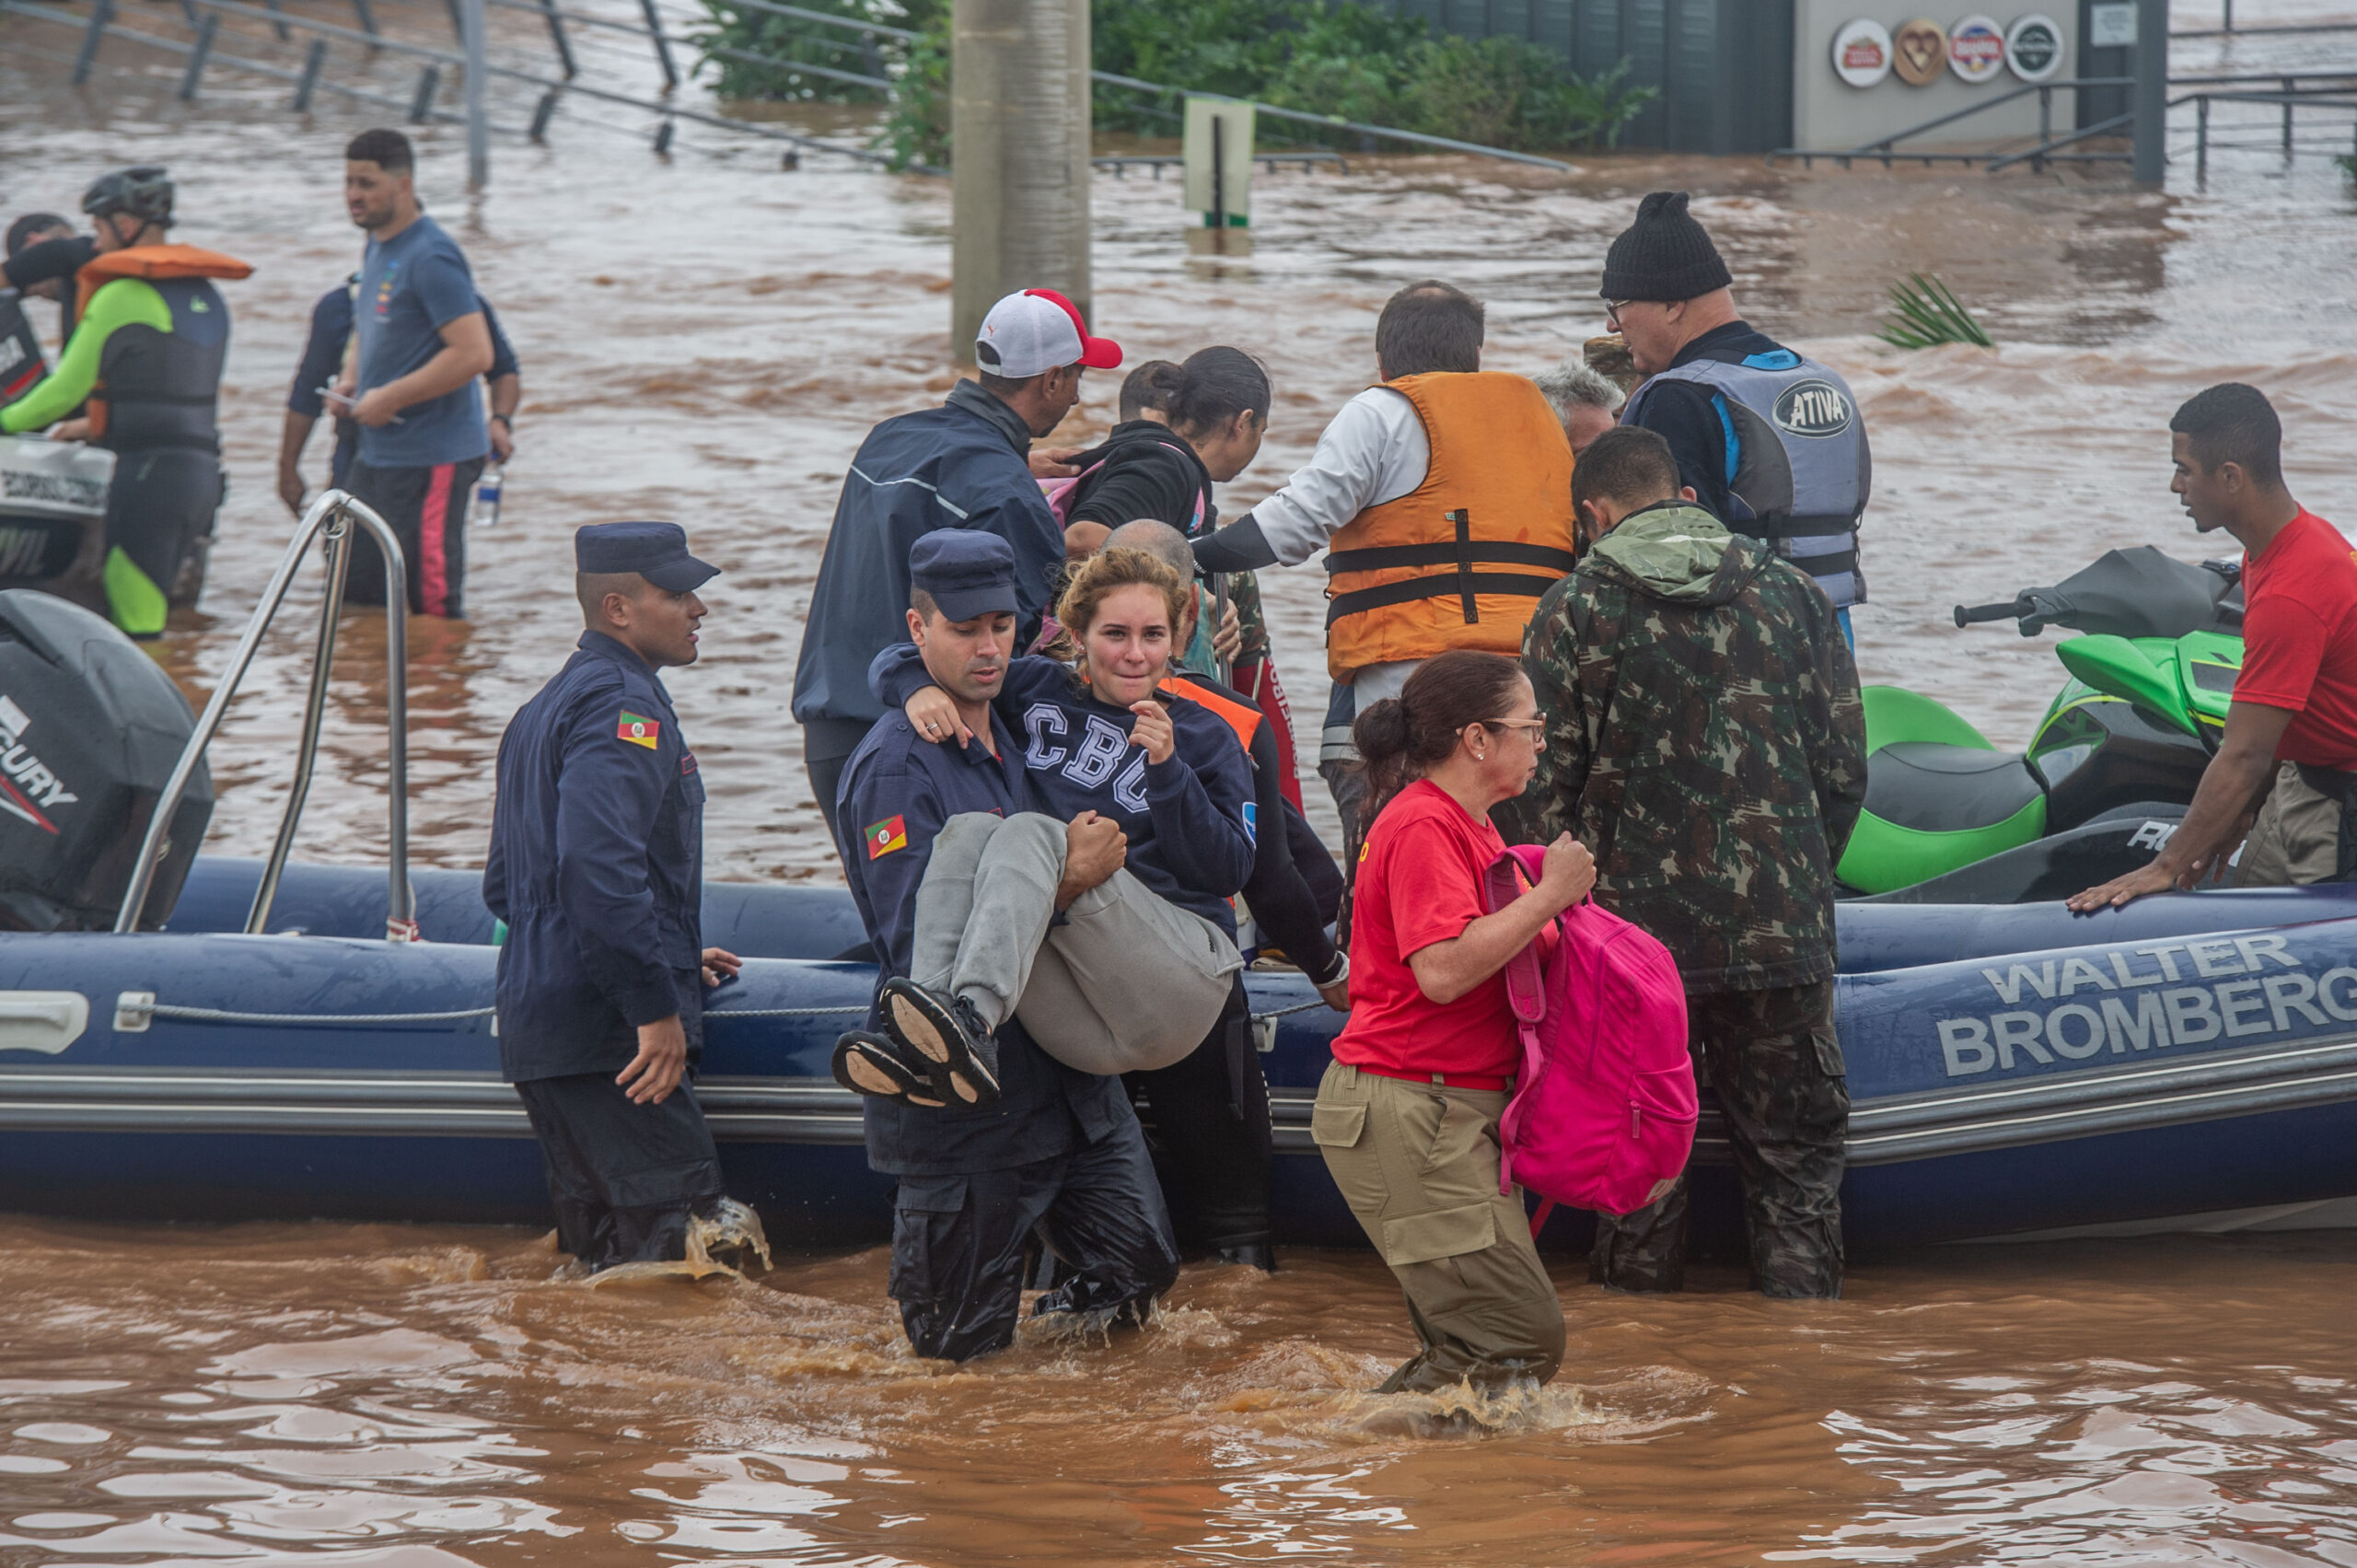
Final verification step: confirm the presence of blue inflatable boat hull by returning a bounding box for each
[2,857,2354,1250]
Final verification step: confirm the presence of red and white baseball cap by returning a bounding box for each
[974,288,1122,378]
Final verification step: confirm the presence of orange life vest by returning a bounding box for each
[1322,371,1577,681]
[1159,674,1261,751]
[73,244,253,319]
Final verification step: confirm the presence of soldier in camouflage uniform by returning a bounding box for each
[1512,425,1865,1298]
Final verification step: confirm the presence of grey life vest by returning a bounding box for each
[1621,348,1870,609]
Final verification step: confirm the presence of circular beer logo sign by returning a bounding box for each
[1832,18,1893,87]
[1949,15,2005,82]
[1892,17,1946,85]
[1772,379,1855,438]
[2006,13,2063,81]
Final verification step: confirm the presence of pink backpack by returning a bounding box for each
[1042,438,1208,533]
[1482,843,1698,1226]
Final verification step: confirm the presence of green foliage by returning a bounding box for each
[693,0,1657,169]
[693,0,898,104]
[870,6,951,168]
[1879,273,1993,350]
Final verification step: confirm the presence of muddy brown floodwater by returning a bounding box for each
[8,0,2357,1561]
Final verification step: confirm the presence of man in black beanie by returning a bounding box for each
[1603,191,1870,645]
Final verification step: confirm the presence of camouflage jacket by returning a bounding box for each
[1509,501,1865,994]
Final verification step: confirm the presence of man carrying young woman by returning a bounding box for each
[1312,650,1596,1395]
[831,537,1259,1356]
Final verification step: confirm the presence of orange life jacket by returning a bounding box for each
[1322,371,1577,681]
[1159,674,1261,751]
[73,244,253,319]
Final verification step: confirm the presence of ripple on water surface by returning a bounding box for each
[1,1218,2355,1562]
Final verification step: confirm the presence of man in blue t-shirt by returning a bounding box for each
[340,128,493,617]
[276,278,519,516]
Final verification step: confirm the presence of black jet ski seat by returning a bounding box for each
[1863,743,2046,835]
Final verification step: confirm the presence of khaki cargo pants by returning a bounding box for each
[2236,762,2350,886]
[1311,1060,1565,1393]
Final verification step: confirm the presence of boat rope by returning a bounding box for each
[1251,1000,1324,1020]
[127,997,1326,1027]
[706,1005,868,1018]
[141,1002,498,1026]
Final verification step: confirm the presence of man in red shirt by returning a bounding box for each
[2073,384,2357,911]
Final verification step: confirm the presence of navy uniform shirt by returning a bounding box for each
[834,703,1132,1177]
[484,631,705,1082]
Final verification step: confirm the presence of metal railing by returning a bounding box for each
[4,0,913,167]
[114,492,414,940]
[1771,76,2136,169]
[2177,81,2357,180]
[19,0,1606,176]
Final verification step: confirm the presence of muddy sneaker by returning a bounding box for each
[831,1031,946,1108]
[878,978,1001,1106]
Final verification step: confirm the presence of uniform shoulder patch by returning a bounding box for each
[618,710,661,749]
[865,814,908,859]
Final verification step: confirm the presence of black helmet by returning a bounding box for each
[81,166,174,228]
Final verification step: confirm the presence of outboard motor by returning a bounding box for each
[0,588,211,930]
[0,433,113,587]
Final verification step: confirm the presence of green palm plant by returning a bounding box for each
[1879,273,1993,350]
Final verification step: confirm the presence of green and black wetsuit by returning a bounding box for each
[0,245,245,634]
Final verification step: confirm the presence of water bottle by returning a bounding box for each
[474,464,502,528]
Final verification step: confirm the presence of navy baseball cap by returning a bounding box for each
[911,529,1018,622]
[575,521,719,592]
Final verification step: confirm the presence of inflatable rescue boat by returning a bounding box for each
[3,497,2354,1253]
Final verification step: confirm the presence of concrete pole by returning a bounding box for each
[461,0,489,190]
[950,0,1092,363]
[2132,0,2168,184]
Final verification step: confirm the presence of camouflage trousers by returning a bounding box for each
[1589,981,1849,1299]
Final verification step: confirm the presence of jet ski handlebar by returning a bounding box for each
[1952,593,2071,635]
[1954,598,2028,629]
[1953,550,2242,642]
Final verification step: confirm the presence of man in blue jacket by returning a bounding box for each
[483,521,746,1272]
[831,530,1178,1362]
[794,287,1120,838]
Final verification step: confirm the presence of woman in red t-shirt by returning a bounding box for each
[1312,650,1595,1397]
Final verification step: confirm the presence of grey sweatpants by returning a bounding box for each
[912,812,1242,1075]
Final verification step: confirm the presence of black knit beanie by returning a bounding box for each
[1599,191,1732,303]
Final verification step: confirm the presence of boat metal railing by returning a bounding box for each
[113,491,414,941]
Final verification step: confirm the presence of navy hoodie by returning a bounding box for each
[870,645,1257,934]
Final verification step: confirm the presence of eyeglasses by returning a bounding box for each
[1484,718,1546,738]
[1604,298,1632,330]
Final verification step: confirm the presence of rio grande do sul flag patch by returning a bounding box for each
[617,711,660,749]
[866,815,908,859]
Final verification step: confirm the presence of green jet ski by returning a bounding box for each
[1840,547,2244,904]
